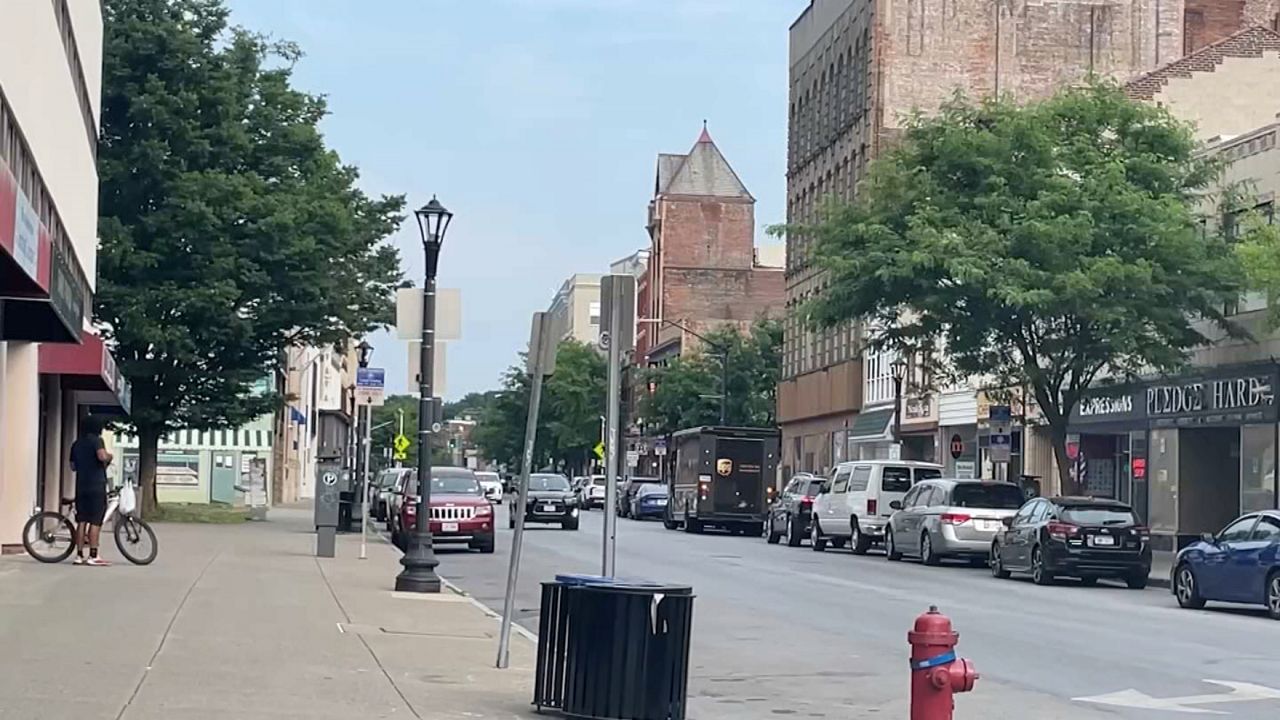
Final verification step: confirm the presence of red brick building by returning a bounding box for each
[636,126,785,364]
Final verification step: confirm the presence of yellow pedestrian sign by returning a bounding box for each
[393,434,411,453]
[593,442,605,461]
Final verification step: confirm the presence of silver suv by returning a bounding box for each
[885,479,1025,565]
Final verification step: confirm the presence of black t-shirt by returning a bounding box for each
[71,434,107,496]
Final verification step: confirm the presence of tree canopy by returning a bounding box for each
[638,319,782,437]
[97,0,404,511]
[798,82,1241,492]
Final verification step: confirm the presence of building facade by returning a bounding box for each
[274,343,358,503]
[637,126,785,364]
[779,0,1277,479]
[0,3,120,549]
[112,416,274,506]
[547,273,602,346]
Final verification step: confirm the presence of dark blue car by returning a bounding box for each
[630,483,670,521]
[1172,510,1280,620]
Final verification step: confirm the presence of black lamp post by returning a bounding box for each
[890,356,908,444]
[395,196,452,594]
[356,340,373,369]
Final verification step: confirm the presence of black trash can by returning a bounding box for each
[534,574,695,720]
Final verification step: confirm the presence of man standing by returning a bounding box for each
[71,415,112,566]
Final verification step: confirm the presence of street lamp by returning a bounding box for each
[356,340,373,369]
[890,356,909,444]
[395,196,453,594]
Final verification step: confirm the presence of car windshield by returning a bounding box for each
[591,476,607,486]
[951,483,1025,509]
[476,473,499,484]
[431,473,481,495]
[377,472,399,489]
[804,479,828,496]
[529,475,570,491]
[1061,506,1138,526]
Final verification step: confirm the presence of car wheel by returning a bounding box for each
[1125,571,1149,590]
[562,518,579,531]
[1267,571,1280,620]
[851,521,873,555]
[683,512,703,534]
[766,518,782,545]
[990,543,1010,579]
[476,538,496,554]
[885,528,903,562]
[663,507,679,531]
[810,519,827,552]
[508,512,516,530]
[1031,546,1054,585]
[1174,563,1206,609]
[921,533,941,566]
[786,516,804,547]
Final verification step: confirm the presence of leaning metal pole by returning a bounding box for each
[395,246,442,593]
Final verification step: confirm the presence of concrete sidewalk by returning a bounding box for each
[0,508,536,720]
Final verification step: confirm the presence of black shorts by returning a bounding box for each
[75,493,107,525]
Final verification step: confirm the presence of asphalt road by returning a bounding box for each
[430,505,1280,719]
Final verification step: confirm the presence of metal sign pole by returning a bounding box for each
[360,401,372,560]
[498,312,553,670]
[602,293,622,579]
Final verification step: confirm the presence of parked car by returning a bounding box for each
[811,460,943,554]
[391,467,495,553]
[584,475,608,509]
[1172,510,1280,619]
[373,468,409,522]
[989,496,1150,588]
[475,471,504,503]
[765,473,828,547]
[885,479,1024,565]
[617,476,661,518]
[510,473,580,530]
[385,469,415,532]
[630,483,670,520]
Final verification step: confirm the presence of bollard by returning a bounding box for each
[908,605,978,720]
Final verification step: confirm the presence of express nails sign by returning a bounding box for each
[1071,365,1280,427]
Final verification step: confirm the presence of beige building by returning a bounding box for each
[273,342,359,503]
[0,2,115,550]
[547,273,602,346]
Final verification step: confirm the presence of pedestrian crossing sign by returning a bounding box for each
[393,449,408,462]
[393,434,411,453]
[593,442,605,461]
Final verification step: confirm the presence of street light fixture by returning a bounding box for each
[890,356,909,444]
[395,195,453,594]
[356,339,373,369]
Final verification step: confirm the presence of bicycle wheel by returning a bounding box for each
[22,511,77,563]
[114,516,158,566]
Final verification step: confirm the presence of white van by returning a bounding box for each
[811,460,943,554]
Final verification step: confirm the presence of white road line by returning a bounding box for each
[1074,680,1280,714]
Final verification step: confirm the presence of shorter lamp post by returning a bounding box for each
[891,356,908,444]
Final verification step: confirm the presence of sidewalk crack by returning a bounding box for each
[315,557,423,719]
[114,550,221,720]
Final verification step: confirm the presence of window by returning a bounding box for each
[881,466,912,493]
[915,468,942,482]
[832,467,852,493]
[806,479,829,496]
[926,486,947,508]
[1252,516,1280,542]
[849,465,872,492]
[901,486,923,509]
[1014,500,1041,525]
[1061,506,1138,526]
[1219,516,1259,543]
[589,301,601,326]
[951,483,1025,509]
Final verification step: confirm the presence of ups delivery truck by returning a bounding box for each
[667,426,779,535]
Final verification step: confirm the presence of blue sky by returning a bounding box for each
[224,0,805,399]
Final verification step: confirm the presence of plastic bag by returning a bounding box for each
[119,482,137,516]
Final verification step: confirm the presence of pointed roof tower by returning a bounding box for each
[658,123,754,200]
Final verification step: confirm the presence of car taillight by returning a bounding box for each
[940,513,971,525]
[800,496,814,507]
[1133,525,1150,541]
[405,504,416,517]
[1047,522,1079,540]
[475,504,492,516]
[867,499,877,516]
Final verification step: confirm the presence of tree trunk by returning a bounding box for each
[137,425,161,518]
[1048,421,1078,496]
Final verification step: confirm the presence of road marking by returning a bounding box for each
[1075,680,1280,714]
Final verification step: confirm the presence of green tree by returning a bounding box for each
[97,0,404,513]
[1237,215,1280,329]
[369,395,419,470]
[471,340,608,475]
[638,318,783,436]
[797,82,1241,493]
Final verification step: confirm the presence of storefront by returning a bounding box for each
[1068,363,1279,551]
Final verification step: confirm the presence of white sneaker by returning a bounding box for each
[86,557,111,567]
[73,555,86,565]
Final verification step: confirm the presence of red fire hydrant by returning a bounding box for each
[909,606,978,720]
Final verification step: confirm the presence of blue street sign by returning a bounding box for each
[356,367,385,388]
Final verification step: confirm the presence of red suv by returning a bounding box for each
[392,467,495,554]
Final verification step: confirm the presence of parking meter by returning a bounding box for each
[315,461,342,557]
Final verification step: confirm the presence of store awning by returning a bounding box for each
[39,330,132,415]
[847,408,894,442]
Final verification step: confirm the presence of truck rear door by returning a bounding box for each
[711,438,766,515]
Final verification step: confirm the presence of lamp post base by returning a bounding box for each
[395,532,442,593]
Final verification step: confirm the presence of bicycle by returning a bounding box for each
[21,483,158,565]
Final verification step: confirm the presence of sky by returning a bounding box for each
[224,0,807,399]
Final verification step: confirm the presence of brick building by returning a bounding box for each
[637,126,785,364]
[779,0,1280,478]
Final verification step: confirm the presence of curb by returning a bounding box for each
[441,577,540,644]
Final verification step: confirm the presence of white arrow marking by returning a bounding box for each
[1075,680,1280,714]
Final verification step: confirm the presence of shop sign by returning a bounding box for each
[49,237,86,337]
[1131,457,1147,480]
[1147,372,1277,425]
[949,434,964,459]
[12,188,38,281]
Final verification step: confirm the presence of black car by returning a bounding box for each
[617,476,661,518]
[765,474,828,547]
[510,473,580,530]
[990,496,1151,588]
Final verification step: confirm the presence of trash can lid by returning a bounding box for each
[554,573,615,586]
[555,574,692,594]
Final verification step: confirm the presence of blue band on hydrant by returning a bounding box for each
[910,650,956,670]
